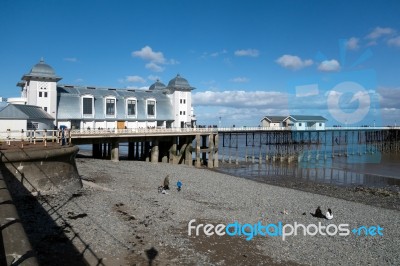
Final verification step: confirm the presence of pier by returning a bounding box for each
[1,127,400,168]
[218,127,400,165]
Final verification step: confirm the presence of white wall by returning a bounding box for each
[26,79,58,121]
[0,119,53,139]
[171,90,192,128]
[0,120,27,139]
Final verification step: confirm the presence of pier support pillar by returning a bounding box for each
[169,137,178,164]
[214,134,219,168]
[107,143,112,158]
[151,139,159,163]
[208,134,214,168]
[102,143,107,158]
[145,141,150,162]
[111,140,119,162]
[196,134,201,167]
[135,142,140,159]
[202,135,207,165]
[185,137,192,166]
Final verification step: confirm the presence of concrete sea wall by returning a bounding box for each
[0,144,82,194]
[0,144,82,265]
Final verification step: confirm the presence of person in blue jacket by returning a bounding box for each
[177,180,182,191]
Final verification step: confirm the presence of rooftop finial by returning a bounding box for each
[40,57,44,63]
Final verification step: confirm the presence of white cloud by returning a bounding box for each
[346,37,359,50]
[193,90,288,109]
[211,49,228,57]
[64,57,78,62]
[275,55,313,70]
[230,77,249,83]
[132,45,177,72]
[234,49,259,57]
[366,27,395,40]
[125,75,145,83]
[318,59,340,72]
[377,87,400,109]
[388,36,400,47]
[145,62,164,72]
[132,46,165,63]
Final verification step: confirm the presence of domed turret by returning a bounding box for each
[167,74,195,91]
[22,58,62,81]
[149,79,166,90]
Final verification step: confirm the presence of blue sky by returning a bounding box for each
[1,0,400,126]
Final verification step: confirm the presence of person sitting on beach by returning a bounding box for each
[326,208,333,220]
[177,180,182,191]
[163,175,170,190]
[311,206,326,219]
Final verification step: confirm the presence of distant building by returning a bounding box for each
[6,59,196,130]
[0,104,54,138]
[260,115,287,128]
[261,115,327,130]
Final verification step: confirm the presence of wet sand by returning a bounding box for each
[214,161,400,211]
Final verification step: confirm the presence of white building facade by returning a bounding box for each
[9,59,196,130]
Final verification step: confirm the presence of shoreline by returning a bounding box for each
[213,162,400,211]
[10,157,400,265]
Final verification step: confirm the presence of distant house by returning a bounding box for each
[284,115,327,130]
[260,116,287,128]
[0,104,54,139]
[261,115,327,130]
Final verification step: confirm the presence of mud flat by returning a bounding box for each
[8,158,400,265]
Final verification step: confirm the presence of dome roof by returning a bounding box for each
[22,58,62,81]
[167,74,191,88]
[149,79,166,90]
[30,59,56,76]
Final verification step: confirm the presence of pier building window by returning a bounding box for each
[126,99,137,117]
[147,99,156,118]
[105,97,116,117]
[27,122,38,130]
[82,95,94,118]
[39,91,42,97]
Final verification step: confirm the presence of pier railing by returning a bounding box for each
[1,126,399,144]
[68,127,218,136]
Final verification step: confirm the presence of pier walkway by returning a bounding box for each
[1,127,400,168]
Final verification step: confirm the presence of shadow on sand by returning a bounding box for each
[0,155,105,265]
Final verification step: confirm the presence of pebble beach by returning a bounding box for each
[11,157,400,265]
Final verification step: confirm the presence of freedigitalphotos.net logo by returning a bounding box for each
[187,219,384,241]
[287,39,381,127]
[287,39,382,165]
